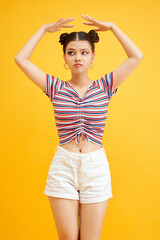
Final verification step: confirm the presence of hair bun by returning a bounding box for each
[88,30,99,43]
[59,33,69,45]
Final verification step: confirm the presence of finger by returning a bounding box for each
[57,17,65,23]
[60,19,73,25]
[64,17,75,23]
[65,17,75,21]
[83,14,95,21]
[83,22,94,25]
[58,17,74,24]
[84,14,99,24]
[83,16,97,24]
[57,17,64,20]
[62,25,75,28]
[84,14,93,18]
[58,18,75,27]
[81,15,92,21]
[60,17,75,23]
[81,14,93,22]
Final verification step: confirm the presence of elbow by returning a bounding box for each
[14,57,18,62]
[14,57,20,66]
[137,54,144,62]
[14,57,24,67]
[132,54,144,63]
[139,54,144,60]
[14,56,20,63]
[14,56,25,64]
[14,55,22,60]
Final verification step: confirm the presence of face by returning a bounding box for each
[63,40,95,73]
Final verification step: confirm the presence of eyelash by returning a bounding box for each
[67,51,88,55]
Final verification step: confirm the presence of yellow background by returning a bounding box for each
[1,0,160,239]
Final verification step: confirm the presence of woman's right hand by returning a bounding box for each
[43,17,75,33]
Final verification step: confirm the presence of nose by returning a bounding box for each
[75,53,82,61]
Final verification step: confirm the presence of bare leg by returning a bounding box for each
[80,199,109,240]
[48,196,79,240]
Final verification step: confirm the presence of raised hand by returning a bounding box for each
[44,17,75,33]
[82,14,113,32]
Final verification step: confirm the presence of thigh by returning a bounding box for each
[79,150,113,204]
[48,196,80,240]
[44,147,79,200]
[80,199,109,240]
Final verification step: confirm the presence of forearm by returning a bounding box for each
[14,25,47,61]
[110,23,144,61]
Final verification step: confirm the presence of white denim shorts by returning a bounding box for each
[44,144,113,204]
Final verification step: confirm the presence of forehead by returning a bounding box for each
[66,40,91,50]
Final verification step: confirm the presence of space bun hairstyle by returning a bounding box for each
[59,30,99,54]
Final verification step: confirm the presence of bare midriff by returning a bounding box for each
[59,135,103,153]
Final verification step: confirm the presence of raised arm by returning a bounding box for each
[82,14,144,93]
[14,17,75,93]
[110,23,144,92]
[14,25,47,92]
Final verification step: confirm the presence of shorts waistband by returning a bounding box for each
[56,144,106,159]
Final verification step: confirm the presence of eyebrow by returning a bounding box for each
[67,48,89,51]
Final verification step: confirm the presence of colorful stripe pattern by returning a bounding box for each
[43,71,118,146]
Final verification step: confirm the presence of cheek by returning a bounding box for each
[66,57,73,65]
[86,55,93,61]
[85,58,92,65]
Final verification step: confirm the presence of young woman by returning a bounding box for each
[14,14,143,240]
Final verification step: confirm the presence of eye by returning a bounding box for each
[67,51,74,55]
[82,51,88,55]
[67,51,88,55]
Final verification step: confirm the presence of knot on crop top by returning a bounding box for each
[43,71,118,146]
[75,131,89,144]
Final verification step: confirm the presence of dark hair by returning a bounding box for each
[59,30,99,54]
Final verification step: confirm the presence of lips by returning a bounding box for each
[74,64,83,66]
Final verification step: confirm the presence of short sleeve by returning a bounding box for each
[103,71,118,99]
[43,73,60,101]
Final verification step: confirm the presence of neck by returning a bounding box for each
[69,71,92,87]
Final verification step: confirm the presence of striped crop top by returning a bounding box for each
[43,71,118,146]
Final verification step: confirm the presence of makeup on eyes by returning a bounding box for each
[68,51,88,55]
[67,50,89,55]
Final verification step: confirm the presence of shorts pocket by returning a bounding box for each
[93,152,109,168]
[92,154,111,182]
[48,154,67,172]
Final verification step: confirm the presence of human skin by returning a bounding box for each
[14,14,143,153]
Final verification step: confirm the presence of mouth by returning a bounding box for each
[74,64,83,66]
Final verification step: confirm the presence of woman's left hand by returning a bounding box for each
[81,14,113,32]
